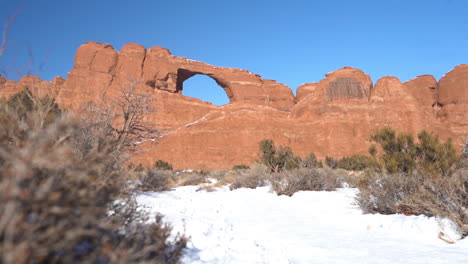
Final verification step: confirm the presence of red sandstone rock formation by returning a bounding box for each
[0,42,466,169]
[436,65,468,138]
[438,64,468,105]
[296,82,318,101]
[62,41,294,111]
[403,75,437,107]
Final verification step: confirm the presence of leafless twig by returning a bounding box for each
[0,6,22,57]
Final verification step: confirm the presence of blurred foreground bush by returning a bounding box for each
[0,90,186,263]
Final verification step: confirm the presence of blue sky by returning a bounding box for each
[1,0,467,105]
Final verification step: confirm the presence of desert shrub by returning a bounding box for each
[207,170,228,178]
[331,168,362,188]
[0,89,61,154]
[6,89,61,126]
[369,127,416,173]
[336,155,376,171]
[462,140,468,169]
[325,156,337,169]
[230,163,269,190]
[0,115,186,263]
[415,130,459,177]
[258,139,302,172]
[356,169,468,236]
[463,140,468,160]
[270,168,338,196]
[369,127,459,176]
[139,169,174,191]
[128,162,145,172]
[179,172,209,186]
[154,159,173,170]
[357,128,466,235]
[302,152,323,168]
[0,91,186,263]
[232,164,250,170]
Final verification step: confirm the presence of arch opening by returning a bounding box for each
[176,69,232,106]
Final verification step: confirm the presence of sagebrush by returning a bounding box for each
[357,127,467,236]
[0,90,186,263]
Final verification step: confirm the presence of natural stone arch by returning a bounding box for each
[175,68,235,102]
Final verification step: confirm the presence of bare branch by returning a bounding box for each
[76,83,159,161]
[0,6,22,57]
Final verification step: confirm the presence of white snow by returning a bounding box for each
[136,186,468,264]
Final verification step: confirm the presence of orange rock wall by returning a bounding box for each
[0,42,466,169]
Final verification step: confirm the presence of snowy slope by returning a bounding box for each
[136,186,468,264]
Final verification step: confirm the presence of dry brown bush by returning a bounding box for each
[0,91,186,263]
[356,169,468,236]
[229,163,269,190]
[179,173,209,186]
[270,168,339,196]
[138,169,175,192]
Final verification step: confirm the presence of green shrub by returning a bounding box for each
[303,152,323,168]
[258,139,277,171]
[232,164,250,170]
[154,159,173,170]
[369,127,416,173]
[128,162,145,172]
[336,155,376,171]
[369,127,459,176]
[325,156,337,169]
[258,139,302,172]
[357,128,466,236]
[415,130,458,177]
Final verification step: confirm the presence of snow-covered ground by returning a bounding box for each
[136,186,468,264]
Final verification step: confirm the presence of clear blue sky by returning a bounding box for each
[1,0,467,105]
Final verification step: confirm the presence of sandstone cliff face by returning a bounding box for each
[436,65,468,139]
[403,75,437,107]
[438,64,468,105]
[0,42,466,169]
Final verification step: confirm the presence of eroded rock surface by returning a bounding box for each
[403,75,437,107]
[0,42,466,169]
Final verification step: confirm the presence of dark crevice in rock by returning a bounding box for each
[139,49,148,79]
